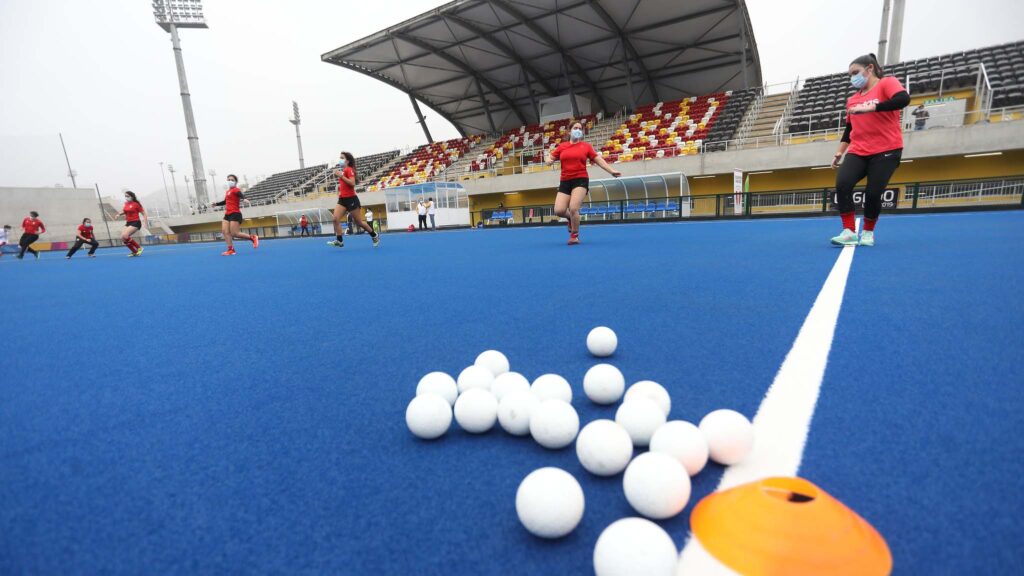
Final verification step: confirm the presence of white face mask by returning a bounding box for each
[124,196,131,202]
[571,128,584,140]
[338,159,347,168]
[227,180,237,187]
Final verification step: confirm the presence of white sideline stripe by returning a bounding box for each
[675,219,859,573]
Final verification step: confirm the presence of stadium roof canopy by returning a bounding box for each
[321,0,762,138]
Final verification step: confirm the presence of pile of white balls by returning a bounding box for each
[404,326,756,576]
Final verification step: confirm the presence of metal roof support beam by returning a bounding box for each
[409,94,433,144]
[442,13,556,96]
[393,32,527,125]
[475,76,497,134]
[490,0,608,114]
[586,0,659,103]
[737,0,749,89]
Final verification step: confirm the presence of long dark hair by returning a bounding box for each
[82,217,91,224]
[124,190,141,206]
[850,53,885,78]
[29,211,39,218]
[341,151,357,183]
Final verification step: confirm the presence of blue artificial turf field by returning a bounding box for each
[1,211,1022,575]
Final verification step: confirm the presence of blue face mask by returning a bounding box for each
[571,128,584,140]
[850,72,868,89]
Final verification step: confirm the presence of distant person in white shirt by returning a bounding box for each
[417,199,427,230]
[365,208,377,234]
[0,224,12,257]
[427,197,437,230]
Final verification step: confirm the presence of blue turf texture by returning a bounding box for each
[1,211,1021,575]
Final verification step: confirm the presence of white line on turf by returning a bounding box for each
[674,218,860,573]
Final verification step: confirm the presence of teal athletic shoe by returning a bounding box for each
[859,231,874,246]
[327,239,344,248]
[830,229,859,246]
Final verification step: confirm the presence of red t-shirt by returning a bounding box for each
[223,187,244,215]
[300,216,308,226]
[846,76,905,156]
[22,217,45,235]
[338,166,356,198]
[552,141,598,181]
[78,224,94,240]
[124,201,143,222]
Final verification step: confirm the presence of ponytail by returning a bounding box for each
[850,53,885,78]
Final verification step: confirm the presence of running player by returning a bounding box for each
[830,53,910,246]
[211,174,259,256]
[17,212,45,260]
[113,191,148,257]
[546,121,621,245]
[66,217,100,259]
[327,151,379,248]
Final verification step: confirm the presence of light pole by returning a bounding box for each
[289,101,305,168]
[168,163,182,214]
[154,0,210,206]
[159,161,172,216]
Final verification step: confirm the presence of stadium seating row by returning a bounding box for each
[790,40,1024,133]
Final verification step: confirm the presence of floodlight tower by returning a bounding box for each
[290,101,305,169]
[154,0,210,206]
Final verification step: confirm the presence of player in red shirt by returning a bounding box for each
[300,214,310,236]
[66,217,100,259]
[327,151,379,249]
[830,53,910,247]
[17,211,46,260]
[211,174,259,256]
[113,191,148,257]
[546,121,621,245]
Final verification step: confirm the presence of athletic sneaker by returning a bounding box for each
[222,248,236,256]
[327,240,344,248]
[136,246,144,256]
[372,234,380,248]
[66,256,71,260]
[830,229,859,246]
[568,233,580,245]
[859,231,875,246]
[33,251,40,260]
[251,234,260,249]
[88,254,96,258]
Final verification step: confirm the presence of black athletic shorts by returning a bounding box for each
[224,212,243,223]
[125,220,142,229]
[558,178,590,195]
[338,195,361,211]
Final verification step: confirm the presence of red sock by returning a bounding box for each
[130,239,141,251]
[864,218,877,232]
[841,212,856,232]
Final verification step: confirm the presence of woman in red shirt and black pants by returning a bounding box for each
[547,121,621,245]
[831,53,910,247]
[327,151,379,249]
[66,217,99,259]
[17,211,45,260]
[211,174,259,256]
[114,191,148,257]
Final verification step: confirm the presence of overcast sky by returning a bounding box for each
[1,0,1021,209]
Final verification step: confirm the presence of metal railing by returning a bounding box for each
[469,176,1024,228]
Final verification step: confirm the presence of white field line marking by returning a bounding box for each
[675,220,859,573]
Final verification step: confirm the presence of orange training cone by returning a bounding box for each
[690,477,892,576]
